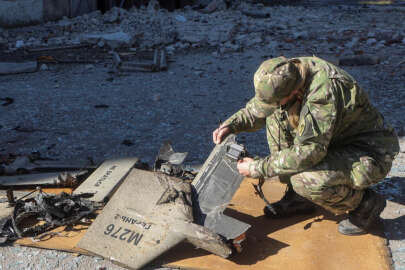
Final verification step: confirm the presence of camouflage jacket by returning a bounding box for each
[223,56,399,178]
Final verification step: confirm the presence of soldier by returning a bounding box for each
[212,56,399,235]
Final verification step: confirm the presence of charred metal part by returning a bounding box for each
[78,169,231,270]
[153,49,159,69]
[192,134,251,243]
[0,156,96,175]
[232,233,246,253]
[115,49,169,73]
[112,51,122,67]
[6,189,15,206]
[16,187,41,201]
[226,143,245,161]
[159,50,168,70]
[155,141,188,166]
[27,44,89,53]
[252,177,277,215]
[0,191,100,242]
[0,171,87,187]
[154,141,199,181]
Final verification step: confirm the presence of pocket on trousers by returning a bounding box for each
[350,156,388,190]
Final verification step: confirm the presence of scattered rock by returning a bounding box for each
[366,38,377,46]
[15,40,24,48]
[201,0,227,14]
[81,32,134,49]
[57,19,72,27]
[207,23,239,45]
[152,94,161,102]
[345,37,360,49]
[174,15,187,23]
[147,0,160,13]
[293,31,309,40]
[97,41,105,48]
[39,64,49,71]
[194,71,204,76]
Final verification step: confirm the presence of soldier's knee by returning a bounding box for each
[289,175,321,200]
[351,156,391,189]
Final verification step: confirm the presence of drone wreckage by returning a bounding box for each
[0,135,263,269]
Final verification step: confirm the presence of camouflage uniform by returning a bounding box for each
[224,56,399,214]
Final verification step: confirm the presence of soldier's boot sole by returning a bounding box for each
[338,190,386,236]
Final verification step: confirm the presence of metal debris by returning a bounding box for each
[0,171,86,187]
[154,141,200,181]
[192,134,251,243]
[0,62,37,75]
[73,158,139,203]
[6,189,15,206]
[0,189,99,243]
[27,44,89,53]
[1,156,96,175]
[113,49,169,73]
[78,169,231,270]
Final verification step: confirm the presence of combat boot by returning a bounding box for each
[263,184,316,218]
[338,189,386,236]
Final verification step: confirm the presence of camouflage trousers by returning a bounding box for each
[266,109,396,215]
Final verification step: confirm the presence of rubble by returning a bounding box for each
[201,0,228,14]
[81,31,134,50]
[0,2,402,56]
[39,64,49,71]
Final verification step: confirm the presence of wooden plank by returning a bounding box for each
[12,180,392,270]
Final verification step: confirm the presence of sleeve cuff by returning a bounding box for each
[248,159,263,178]
[249,158,276,179]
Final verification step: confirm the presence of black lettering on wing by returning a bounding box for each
[104,224,114,235]
[111,226,122,238]
[127,232,143,245]
[120,229,131,240]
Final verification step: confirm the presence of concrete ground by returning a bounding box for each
[0,1,404,269]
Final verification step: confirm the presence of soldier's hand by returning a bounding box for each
[212,125,231,144]
[237,157,254,177]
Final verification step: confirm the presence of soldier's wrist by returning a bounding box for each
[249,160,262,178]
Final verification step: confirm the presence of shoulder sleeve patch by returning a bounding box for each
[297,107,318,143]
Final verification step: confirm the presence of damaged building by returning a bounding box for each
[0,0,206,28]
